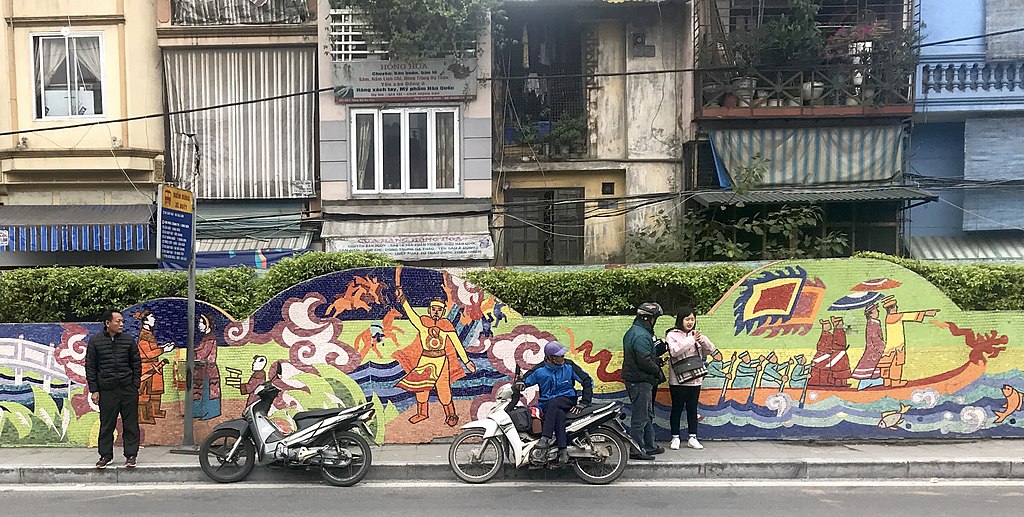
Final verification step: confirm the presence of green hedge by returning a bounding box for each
[0,252,397,324]
[855,252,1024,311]
[463,265,751,316]
[3,252,1022,323]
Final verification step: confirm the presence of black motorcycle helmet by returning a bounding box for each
[636,302,663,319]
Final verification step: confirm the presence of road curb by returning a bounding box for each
[2,459,1019,484]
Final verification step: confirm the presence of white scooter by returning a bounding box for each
[448,366,642,485]
[199,380,376,486]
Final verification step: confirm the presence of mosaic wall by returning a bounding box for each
[1,258,1021,446]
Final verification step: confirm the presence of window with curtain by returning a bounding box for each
[32,34,104,118]
[350,107,460,194]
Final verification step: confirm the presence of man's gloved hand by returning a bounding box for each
[570,403,587,415]
[513,382,525,392]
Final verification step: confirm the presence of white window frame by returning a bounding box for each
[350,107,461,195]
[30,31,106,120]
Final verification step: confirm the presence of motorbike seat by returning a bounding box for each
[565,402,615,421]
[294,408,343,430]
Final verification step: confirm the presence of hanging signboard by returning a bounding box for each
[156,184,194,267]
[332,58,478,103]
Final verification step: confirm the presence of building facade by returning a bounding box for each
[493,0,691,265]
[0,0,164,268]
[317,1,494,266]
[907,0,1024,261]
[686,0,933,260]
[156,0,319,266]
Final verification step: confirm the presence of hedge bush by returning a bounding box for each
[463,265,751,316]
[0,252,397,324]
[3,252,1023,323]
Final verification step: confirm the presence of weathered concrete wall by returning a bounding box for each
[2,258,1022,446]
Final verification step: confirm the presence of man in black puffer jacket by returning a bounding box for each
[85,310,141,469]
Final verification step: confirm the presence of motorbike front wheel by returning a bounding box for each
[448,429,504,484]
[319,430,372,487]
[199,428,256,483]
[572,426,627,485]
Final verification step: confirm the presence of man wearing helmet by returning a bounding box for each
[518,341,593,465]
[622,302,666,460]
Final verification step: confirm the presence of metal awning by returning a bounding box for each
[709,126,904,186]
[197,232,313,253]
[907,235,1024,261]
[691,187,937,207]
[0,205,153,252]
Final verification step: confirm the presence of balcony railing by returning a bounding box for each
[698,65,914,118]
[496,75,589,161]
[917,56,1024,113]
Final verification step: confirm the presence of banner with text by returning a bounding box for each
[327,234,494,261]
[332,58,478,103]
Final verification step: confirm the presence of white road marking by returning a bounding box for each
[1,479,1023,492]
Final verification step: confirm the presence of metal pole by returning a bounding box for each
[172,135,200,454]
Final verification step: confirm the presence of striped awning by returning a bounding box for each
[907,235,1024,261]
[197,232,313,252]
[0,205,153,252]
[692,186,936,206]
[709,126,904,186]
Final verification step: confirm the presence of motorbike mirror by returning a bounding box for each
[514,364,521,380]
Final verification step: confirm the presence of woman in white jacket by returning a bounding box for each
[665,307,716,450]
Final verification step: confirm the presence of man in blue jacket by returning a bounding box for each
[621,302,666,460]
[519,341,593,464]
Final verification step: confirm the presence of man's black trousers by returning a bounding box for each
[98,386,140,459]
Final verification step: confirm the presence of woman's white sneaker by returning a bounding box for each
[687,436,703,450]
[669,437,681,450]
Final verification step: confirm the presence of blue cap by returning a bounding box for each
[544,341,567,356]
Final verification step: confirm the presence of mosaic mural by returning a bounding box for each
[0,258,1022,446]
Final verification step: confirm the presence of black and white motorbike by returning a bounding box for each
[448,367,641,485]
[199,380,376,486]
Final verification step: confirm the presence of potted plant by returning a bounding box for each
[548,115,587,157]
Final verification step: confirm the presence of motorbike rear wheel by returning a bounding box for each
[199,428,256,483]
[319,430,372,487]
[572,426,627,485]
[448,429,504,484]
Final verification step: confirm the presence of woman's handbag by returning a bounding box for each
[669,335,708,383]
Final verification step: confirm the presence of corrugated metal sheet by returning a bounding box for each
[709,126,904,186]
[172,0,311,25]
[986,0,1024,60]
[197,232,312,252]
[691,186,936,206]
[0,205,153,252]
[963,117,1024,231]
[164,47,316,200]
[908,235,1024,261]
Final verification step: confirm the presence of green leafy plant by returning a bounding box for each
[547,115,587,154]
[627,204,849,263]
[333,0,497,61]
[463,266,750,316]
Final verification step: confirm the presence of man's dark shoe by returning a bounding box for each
[629,451,655,461]
[646,445,666,455]
[125,456,137,469]
[557,449,570,465]
[95,456,113,469]
[535,436,551,449]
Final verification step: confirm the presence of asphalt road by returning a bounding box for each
[4,480,1022,516]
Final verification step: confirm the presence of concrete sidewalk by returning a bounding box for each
[2,440,1022,484]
